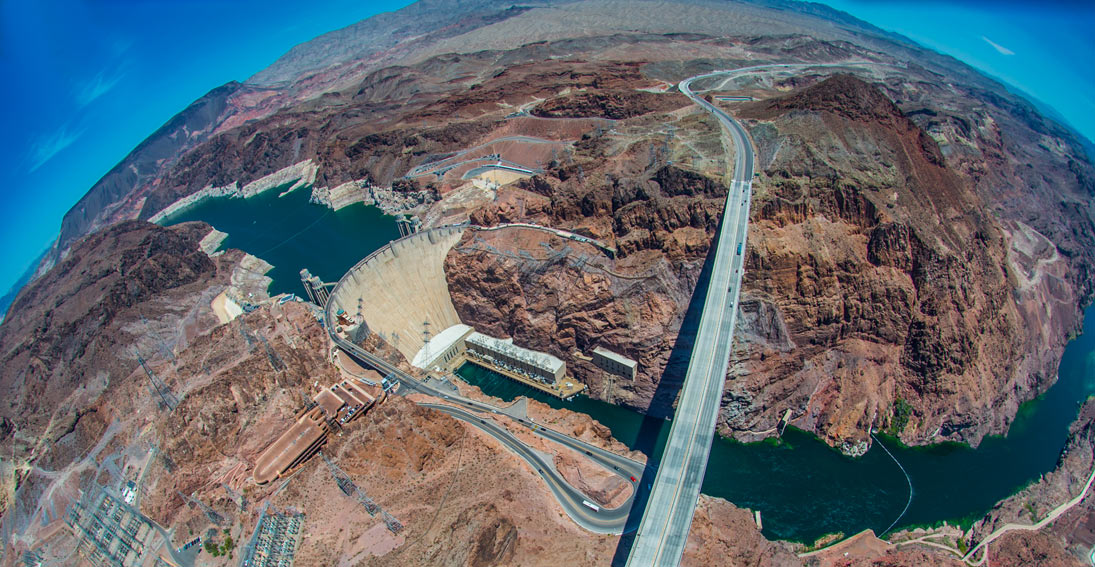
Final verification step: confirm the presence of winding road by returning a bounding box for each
[421,403,641,533]
[326,304,646,533]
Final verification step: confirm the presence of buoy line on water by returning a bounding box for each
[872,432,914,538]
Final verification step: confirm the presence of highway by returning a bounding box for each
[624,70,756,567]
[324,63,879,549]
[324,295,646,533]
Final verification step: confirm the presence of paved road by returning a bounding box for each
[625,70,756,567]
[626,62,898,566]
[421,403,641,533]
[406,135,567,177]
[472,222,617,255]
[326,316,646,533]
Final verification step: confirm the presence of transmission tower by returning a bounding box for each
[135,350,179,411]
[176,491,226,527]
[320,453,403,534]
[139,313,176,364]
[221,483,248,512]
[258,335,286,372]
[237,317,256,352]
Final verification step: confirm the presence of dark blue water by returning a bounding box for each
[157,185,400,296]
[459,305,1095,542]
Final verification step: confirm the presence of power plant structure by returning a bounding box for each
[252,379,382,485]
[394,215,420,238]
[239,503,303,567]
[66,486,155,567]
[591,347,638,381]
[299,269,334,307]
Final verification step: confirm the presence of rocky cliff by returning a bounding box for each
[441,68,1095,449]
[42,83,242,278]
[722,74,1070,447]
[0,221,217,438]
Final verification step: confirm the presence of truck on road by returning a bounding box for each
[582,500,601,512]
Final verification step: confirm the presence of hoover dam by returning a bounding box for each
[326,225,467,362]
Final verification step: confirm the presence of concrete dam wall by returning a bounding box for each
[328,225,466,362]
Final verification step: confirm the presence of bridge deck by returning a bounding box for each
[625,72,755,567]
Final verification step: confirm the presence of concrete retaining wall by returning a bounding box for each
[328,225,466,362]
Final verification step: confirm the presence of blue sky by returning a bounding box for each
[1,0,1093,298]
[0,0,416,297]
[820,0,1095,139]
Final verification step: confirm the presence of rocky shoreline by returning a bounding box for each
[147,159,319,223]
[308,178,438,215]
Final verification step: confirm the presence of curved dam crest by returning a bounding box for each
[328,225,466,362]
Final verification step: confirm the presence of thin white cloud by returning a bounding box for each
[74,68,126,107]
[981,35,1016,56]
[27,126,84,173]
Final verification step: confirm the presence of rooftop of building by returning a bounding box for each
[411,323,474,369]
[592,346,637,369]
[467,331,565,374]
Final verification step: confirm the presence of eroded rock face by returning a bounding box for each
[726,75,1074,447]
[447,159,726,415]
[443,72,1094,450]
[680,497,802,567]
[532,89,688,119]
[0,220,216,443]
[961,400,1095,565]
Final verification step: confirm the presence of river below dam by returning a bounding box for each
[160,188,1095,543]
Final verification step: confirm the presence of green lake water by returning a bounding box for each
[159,187,1095,543]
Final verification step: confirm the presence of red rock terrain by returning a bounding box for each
[439,67,1094,450]
[725,75,1051,447]
[5,1,1095,565]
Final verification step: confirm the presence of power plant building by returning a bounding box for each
[411,323,474,370]
[592,346,638,380]
[253,380,380,485]
[465,332,566,385]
